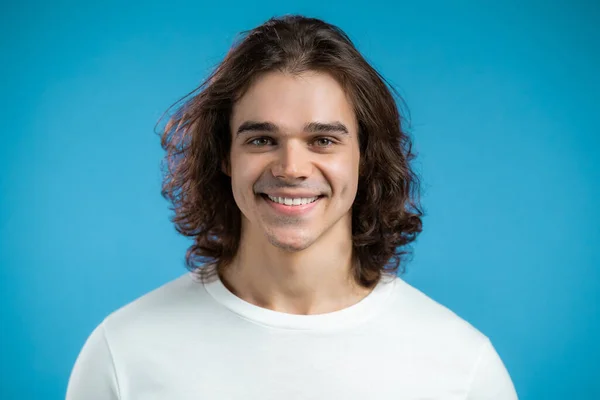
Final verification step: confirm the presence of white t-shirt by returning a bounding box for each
[66,270,518,399]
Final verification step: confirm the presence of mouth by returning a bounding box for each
[258,193,324,215]
[260,193,322,204]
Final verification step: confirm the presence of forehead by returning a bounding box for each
[230,71,357,133]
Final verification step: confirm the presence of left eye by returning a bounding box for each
[314,138,334,147]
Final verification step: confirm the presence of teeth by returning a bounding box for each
[267,195,319,206]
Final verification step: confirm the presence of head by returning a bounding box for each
[159,15,423,288]
[227,70,360,254]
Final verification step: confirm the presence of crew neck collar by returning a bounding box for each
[201,270,397,331]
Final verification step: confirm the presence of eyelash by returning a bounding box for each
[247,137,336,148]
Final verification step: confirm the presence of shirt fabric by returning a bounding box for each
[66,270,518,399]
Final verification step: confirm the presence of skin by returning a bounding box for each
[221,70,372,315]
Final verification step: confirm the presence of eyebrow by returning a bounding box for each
[236,121,350,136]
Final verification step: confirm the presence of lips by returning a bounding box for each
[265,195,319,206]
[260,192,323,198]
[259,193,323,216]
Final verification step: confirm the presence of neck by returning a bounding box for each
[220,220,372,315]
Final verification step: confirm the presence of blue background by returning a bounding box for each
[1,0,598,398]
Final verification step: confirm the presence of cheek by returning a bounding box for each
[230,154,263,198]
[321,153,360,197]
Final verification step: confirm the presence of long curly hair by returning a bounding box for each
[158,15,424,288]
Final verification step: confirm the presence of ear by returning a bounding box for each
[358,156,366,178]
[221,159,231,177]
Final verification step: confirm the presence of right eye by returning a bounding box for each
[248,137,274,147]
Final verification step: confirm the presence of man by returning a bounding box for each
[67,15,518,399]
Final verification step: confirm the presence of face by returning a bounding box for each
[227,71,360,252]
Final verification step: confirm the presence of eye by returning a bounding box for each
[248,137,273,147]
[314,137,335,147]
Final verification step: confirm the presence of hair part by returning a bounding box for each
[158,15,424,288]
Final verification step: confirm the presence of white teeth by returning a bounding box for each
[267,195,319,206]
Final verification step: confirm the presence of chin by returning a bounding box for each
[265,233,314,253]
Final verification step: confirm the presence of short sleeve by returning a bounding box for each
[466,339,518,400]
[66,322,120,400]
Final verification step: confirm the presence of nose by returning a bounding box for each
[270,140,313,181]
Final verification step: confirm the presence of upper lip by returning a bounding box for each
[262,192,322,198]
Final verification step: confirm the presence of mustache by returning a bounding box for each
[253,182,329,195]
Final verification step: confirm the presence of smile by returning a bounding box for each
[266,195,319,206]
[260,194,323,215]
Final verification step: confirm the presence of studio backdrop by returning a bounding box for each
[1,1,598,399]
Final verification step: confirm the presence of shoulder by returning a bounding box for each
[67,271,222,398]
[385,276,490,352]
[100,270,217,340]
[381,277,518,398]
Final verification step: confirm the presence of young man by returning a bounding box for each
[67,15,518,399]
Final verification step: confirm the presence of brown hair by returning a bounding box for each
[159,15,424,288]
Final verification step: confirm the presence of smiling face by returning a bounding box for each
[227,70,360,252]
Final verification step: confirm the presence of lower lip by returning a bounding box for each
[261,195,322,216]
